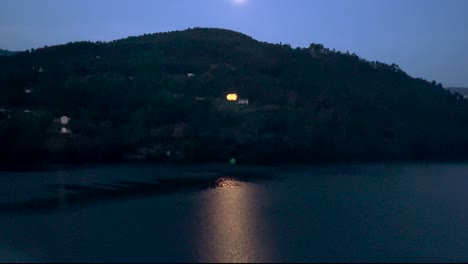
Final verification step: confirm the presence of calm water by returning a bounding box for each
[0,163,467,262]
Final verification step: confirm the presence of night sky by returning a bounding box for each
[0,0,467,87]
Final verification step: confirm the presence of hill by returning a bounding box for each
[1,27,468,166]
[447,87,468,98]
[0,49,19,56]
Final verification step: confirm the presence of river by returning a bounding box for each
[0,163,467,262]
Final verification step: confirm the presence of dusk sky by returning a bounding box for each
[0,0,467,87]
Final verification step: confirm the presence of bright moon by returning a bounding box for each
[232,0,247,5]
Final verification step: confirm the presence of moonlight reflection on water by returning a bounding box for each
[1,164,467,262]
[194,178,276,263]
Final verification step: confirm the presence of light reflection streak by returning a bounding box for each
[194,178,275,263]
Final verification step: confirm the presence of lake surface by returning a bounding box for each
[0,163,467,262]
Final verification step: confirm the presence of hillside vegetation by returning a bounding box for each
[0,49,20,56]
[447,87,468,97]
[1,27,468,166]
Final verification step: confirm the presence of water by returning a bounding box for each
[0,163,467,262]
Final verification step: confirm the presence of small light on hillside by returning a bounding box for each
[226,94,238,101]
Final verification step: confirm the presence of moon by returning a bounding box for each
[231,0,247,5]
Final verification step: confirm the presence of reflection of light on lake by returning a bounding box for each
[214,177,239,188]
[194,178,274,263]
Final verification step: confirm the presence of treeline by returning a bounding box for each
[0,49,20,56]
[1,27,468,167]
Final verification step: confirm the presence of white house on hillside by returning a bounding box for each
[237,99,249,105]
[60,116,71,125]
[60,127,72,134]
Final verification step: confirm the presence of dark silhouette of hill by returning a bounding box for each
[0,49,19,56]
[447,87,468,97]
[1,27,468,167]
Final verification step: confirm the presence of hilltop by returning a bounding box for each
[1,27,468,167]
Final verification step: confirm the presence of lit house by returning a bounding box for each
[226,94,238,101]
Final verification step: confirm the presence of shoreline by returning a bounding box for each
[3,157,468,172]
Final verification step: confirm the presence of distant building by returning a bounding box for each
[96,56,102,59]
[24,89,33,94]
[23,109,32,113]
[237,99,249,105]
[60,127,72,134]
[38,67,44,72]
[227,94,238,101]
[195,97,207,101]
[128,76,134,81]
[60,116,71,125]
[187,73,195,78]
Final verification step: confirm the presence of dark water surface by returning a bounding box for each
[0,163,467,262]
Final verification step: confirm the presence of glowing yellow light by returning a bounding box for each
[226,93,238,101]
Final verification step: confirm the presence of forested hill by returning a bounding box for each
[0,49,19,56]
[1,27,468,166]
[448,87,468,97]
